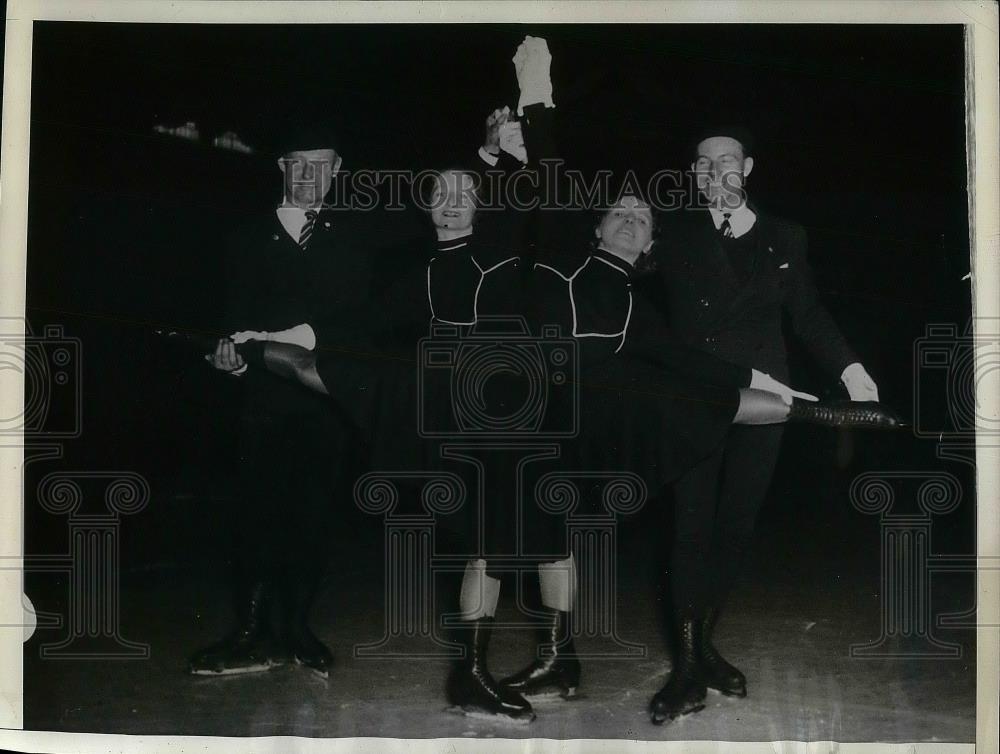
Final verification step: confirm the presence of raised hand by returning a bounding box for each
[483,106,511,154]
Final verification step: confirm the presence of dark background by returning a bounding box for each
[23,21,973,574]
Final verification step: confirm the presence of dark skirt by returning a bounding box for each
[569,357,740,491]
[315,344,740,560]
[316,342,516,557]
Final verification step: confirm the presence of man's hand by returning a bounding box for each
[512,35,554,114]
[750,369,818,406]
[205,337,245,372]
[841,362,879,402]
[231,329,269,345]
[233,324,316,350]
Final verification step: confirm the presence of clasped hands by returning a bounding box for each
[206,325,316,373]
[482,36,554,164]
[483,106,528,164]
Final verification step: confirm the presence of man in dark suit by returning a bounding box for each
[190,123,370,678]
[648,128,880,723]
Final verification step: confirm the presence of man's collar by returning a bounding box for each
[708,203,757,238]
[277,204,325,213]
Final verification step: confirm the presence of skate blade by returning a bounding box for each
[293,656,330,680]
[446,705,536,725]
[189,662,274,677]
[650,703,706,725]
[707,686,747,698]
[523,687,582,704]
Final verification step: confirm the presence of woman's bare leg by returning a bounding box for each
[735,388,904,429]
[733,388,790,425]
[258,342,329,395]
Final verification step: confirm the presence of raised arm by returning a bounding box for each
[511,36,576,260]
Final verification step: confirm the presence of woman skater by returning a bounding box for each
[230,159,544,723]
[495,36,899,709]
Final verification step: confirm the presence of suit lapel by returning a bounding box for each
[268,212,301,254]
[690,210,740,295]
[725,217,773,315]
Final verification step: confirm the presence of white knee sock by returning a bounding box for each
[459,559,501,620]
[538,554,577,613]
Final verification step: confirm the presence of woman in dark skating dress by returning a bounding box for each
[233,160,562,722]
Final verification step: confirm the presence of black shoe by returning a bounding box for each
[189,582,280,676]
[280,572,332,678]
[789,399,904,430]
[649,615,707,725]
[447,618,535,723]
[698,608,746,697]
[287,624,333,678]
[500,609,581,701]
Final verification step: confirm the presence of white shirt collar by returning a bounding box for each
[275,206,321,243]
[708,203,757,239]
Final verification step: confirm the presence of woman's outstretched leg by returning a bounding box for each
[734,388,903,429]
[733,388,790,424]
[238,341,329,395]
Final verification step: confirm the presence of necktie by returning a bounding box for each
[298,210,318,249]
[719,212,734,239]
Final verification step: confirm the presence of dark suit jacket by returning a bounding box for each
[222,207,373,416]
[651,207,857,383]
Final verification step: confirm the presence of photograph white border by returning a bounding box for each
[1,2,996,752]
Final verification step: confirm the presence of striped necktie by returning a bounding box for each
[298,210,318,249]
[719,212,734,239]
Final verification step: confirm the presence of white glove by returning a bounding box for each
[512,35,555,115]
[231,323,316,350]
[230,329,269,344]
[750,369,818,406]
[841,362,879,402]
